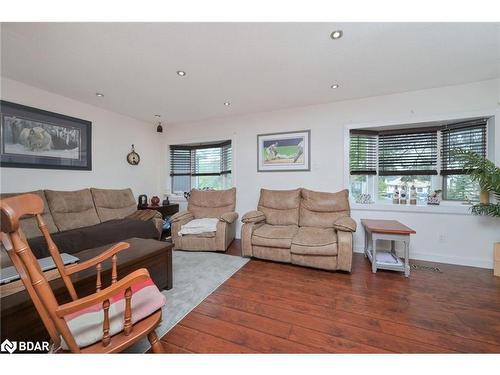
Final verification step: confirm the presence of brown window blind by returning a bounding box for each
[378,128,438,176]
[349,130,377,175]
[440,119,487,175]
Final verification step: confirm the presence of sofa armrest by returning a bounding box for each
[333,216,357,232]
[219,212,239,224]
[241,210,266,224]
[336,231,353,272]
[241,221,264,257]
[170,210,194,223]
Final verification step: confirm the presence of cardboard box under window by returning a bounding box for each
[494,243,500,277]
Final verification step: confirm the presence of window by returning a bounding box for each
[348,118,489,203]
[378,128,438,176]
[170,140,232,193]
[441,120,487,201]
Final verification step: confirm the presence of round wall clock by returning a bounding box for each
[127,144,140,165]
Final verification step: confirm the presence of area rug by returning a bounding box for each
[127,250,249,353]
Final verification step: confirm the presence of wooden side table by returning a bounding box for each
[361,219,416,277]
[138,204,179,239]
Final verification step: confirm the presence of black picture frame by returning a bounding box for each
[0,100,92,170]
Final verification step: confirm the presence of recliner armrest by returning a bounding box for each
[333,216,357,232]
[170,210,194,223]
[219,212,239,224]
[241,210,266,223]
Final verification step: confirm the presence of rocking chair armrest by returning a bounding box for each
[64,242,130,276]
[55,268,151,318]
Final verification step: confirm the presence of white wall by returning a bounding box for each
[0,78,163,198]
[164,79,500,269]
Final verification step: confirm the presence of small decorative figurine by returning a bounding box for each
[400,184,407,205]
[138,194,148,208]
[410,184,417,205]
[393,186,400,204]
[427,190,442,205]
[151,196,160,206]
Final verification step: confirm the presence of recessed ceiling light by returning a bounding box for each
[330,30,343,40]
[330,84,340,89]
[224,101,231,106]
[176,70,186,76]
[95,92,104,97]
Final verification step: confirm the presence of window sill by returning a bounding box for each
[350,201,473,215]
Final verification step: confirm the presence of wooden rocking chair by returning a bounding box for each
[0,193,166,353]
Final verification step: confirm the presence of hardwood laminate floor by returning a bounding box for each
[160,240,500,353]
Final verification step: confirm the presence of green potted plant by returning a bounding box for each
[452,149,500,216]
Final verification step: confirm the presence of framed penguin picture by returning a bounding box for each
[257,129,310,172]
[0,100,92,170]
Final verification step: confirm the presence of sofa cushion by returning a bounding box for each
[257,188,301,226]
[252,245,291,263]
[62,277,166,349]
[188,188,236,219]
[299,188,351,228]
[45,189,100,231]
[291,227,338,256]
[252,224,298,249]
[27,218,160,259]
[91,188,137,222]
[0,190,58,238]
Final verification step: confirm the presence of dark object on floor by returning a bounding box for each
[411,263,442,273]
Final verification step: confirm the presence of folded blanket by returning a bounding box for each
[179,218,219,236]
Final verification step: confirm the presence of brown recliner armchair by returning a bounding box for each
[170,188,238,252]
[241,188,356,272]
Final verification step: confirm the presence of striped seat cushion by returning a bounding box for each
[62,278,166,349]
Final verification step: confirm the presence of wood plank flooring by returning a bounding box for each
[160,240,500,353]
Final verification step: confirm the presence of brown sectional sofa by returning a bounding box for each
[241,188,356,272]
[0,188,162,265]
[171,188,238,252]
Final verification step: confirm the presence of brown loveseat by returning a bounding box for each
[241,188,356,272]
[170,188,238,252]
[0,188,162,265]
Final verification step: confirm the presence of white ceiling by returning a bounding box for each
[1,23,499,124]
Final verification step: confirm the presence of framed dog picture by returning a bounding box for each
[0,100,92,170]
[257,130,310,172]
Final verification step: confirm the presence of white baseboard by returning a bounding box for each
[353,248,493,269]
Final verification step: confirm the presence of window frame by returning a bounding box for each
[345,115,493,205]
[170,140,233,194]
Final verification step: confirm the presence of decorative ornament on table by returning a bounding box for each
[151,196,160,206]
[137,194,148,208]
[427,190,442,205]
[400,184,408,205]
[393,186,400,204]
[126,144,140,165]
[162,194,170,206]
[409,184,417,205]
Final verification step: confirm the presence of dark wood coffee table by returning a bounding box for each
[0,237,172,343]
[361,219,416,277]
